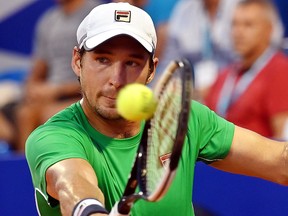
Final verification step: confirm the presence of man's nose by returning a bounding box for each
[109,62,127,88]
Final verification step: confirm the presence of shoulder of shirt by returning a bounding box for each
[191,100,211,113]
[44,103,82,127]
[258,51,288,74]
[30,103,90,140]
[272,51,288,63]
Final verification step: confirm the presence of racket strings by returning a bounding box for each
[154,80,181,153]
[146,73,182,194]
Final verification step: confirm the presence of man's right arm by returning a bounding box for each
[46,158,108,216]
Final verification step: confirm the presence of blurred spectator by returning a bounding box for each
[0,69,28,152]
[155,0,241,99]
[0,113,13,145]
[14,0,102,153]
[205,0,288,140]
[144,0,179,59]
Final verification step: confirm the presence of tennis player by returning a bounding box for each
[25,2,288,216]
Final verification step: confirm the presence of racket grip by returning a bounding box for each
[109,202,130,216]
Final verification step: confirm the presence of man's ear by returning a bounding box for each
[71,46,82,76]
[146,57,159,84]
[146,69,155,84]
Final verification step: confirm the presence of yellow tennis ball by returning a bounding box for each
[117,83,157,121]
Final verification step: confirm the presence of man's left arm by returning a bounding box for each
[271,112,288,140]
[211,125,288,185]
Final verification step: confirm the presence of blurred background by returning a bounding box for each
[0,0,288,215]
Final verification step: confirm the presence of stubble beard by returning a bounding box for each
[95,105,122,120]
[83,92,122,121]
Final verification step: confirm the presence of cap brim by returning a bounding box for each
[84,29,154,53]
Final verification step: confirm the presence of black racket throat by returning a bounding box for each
[117,123,149,214]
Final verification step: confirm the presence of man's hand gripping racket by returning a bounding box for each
[110,59,193,216]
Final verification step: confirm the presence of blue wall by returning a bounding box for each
[0,155,37,216]
[1,156,288,215]
[193,162,288,216]
[0,0,55,55]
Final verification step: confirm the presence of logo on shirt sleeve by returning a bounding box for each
[159,153,171,170]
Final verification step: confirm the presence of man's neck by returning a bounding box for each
[240,46,269,72]
[81,100,141,138]
[89,116,141,139]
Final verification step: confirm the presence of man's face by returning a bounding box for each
[72,35,155,120]
[231,3,272,58]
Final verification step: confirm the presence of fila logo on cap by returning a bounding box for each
[115,10,131,23]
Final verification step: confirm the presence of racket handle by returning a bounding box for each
[109,202,130,216]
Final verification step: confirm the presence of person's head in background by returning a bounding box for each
[231,0,284,68]
[113,0,148,8]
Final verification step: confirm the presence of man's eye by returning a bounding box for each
[97,57,109,63]
[126,61,138,67]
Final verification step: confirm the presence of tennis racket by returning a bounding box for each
[109,59,193,216]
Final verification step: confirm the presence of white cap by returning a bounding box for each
[77,2,157,53]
